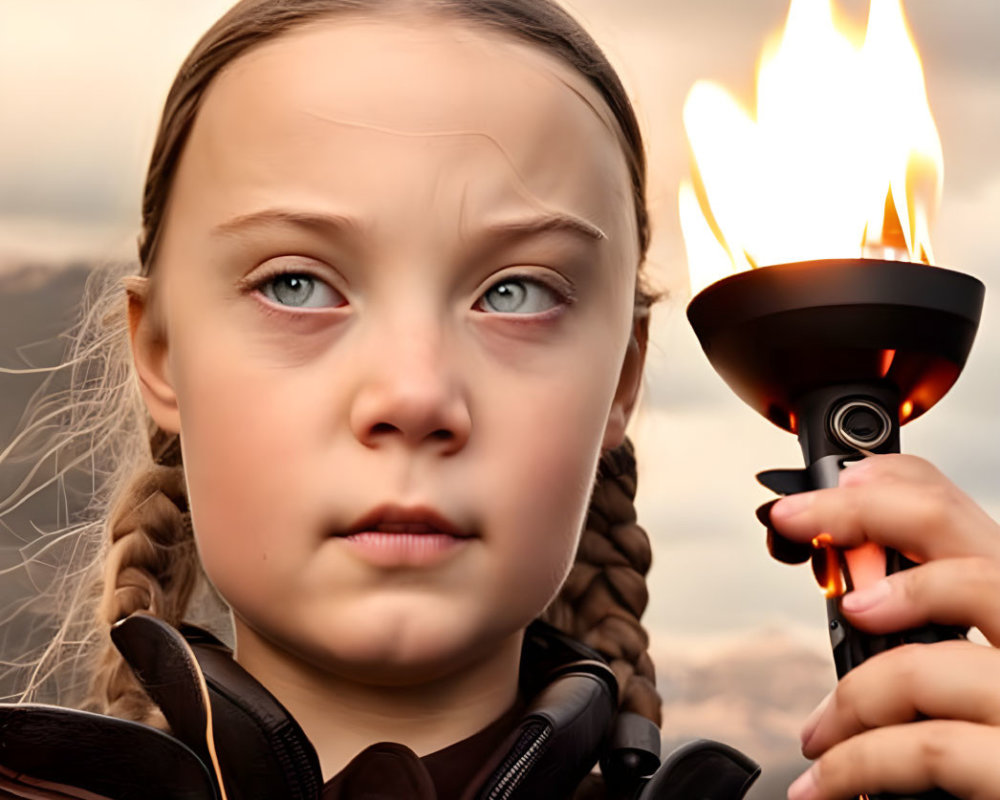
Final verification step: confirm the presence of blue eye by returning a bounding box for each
[478,278,561,314]
[258,273,345,309]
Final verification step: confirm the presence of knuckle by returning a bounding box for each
[834,657,901,732]
[842,487,867,530]
[895,644,937,710]
[815,737,877,797]
[865,453,919,481]
[833,669,868,728]
[897,567,924,605]
[911,483,958,536]
[875,453,907,475]
[904,453,937,477]
[886,644,922,694]
[961,556,1000,595]
[897,568,941,621]
[886,453,942,485]
[813,749,846,795]
[895,642,925,673]
[919,724,953,783]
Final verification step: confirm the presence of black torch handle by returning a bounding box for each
[808,455,968,680]
[809,457,965,800]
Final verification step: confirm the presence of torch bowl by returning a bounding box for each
[686,259,985,432]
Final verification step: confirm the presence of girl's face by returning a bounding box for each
[132,16,642,683]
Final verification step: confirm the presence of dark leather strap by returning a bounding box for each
[184,629,322,800]
[0,704,218,800]
[116,614,321,800]
[637,739,760,800]
[116,618,321,800]
[111,614,216,775]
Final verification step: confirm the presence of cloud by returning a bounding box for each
[0,217,137,273]
[630,394,1000,639]
[2,1,997,241]
[906,2,1000,85]
[652,626,831,793]
[0,1,233,224]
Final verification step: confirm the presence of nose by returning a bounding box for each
[349,321,471,455]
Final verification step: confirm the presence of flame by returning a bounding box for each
[681,0,943,294]
[811,533,846,598]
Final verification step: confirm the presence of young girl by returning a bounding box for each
[1,1,999,799]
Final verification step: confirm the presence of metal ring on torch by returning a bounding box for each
[829,399,893,451]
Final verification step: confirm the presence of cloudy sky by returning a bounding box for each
[1,0,998,779]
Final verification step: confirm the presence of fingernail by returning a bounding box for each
[768,528,813,564]
[787,766,819,800]
[755,499,779,527]
[772,493,813,519]
[800,690,832,747]
[841,578,891,613]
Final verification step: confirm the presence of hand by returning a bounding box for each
[763,454,1000,800]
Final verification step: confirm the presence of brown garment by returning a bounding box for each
[322,700,526,800]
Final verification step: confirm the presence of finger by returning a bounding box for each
[788,720,1000,800]
[801,641,1000,758]
[769,476,1000,562]
[768,527,813,564]
[840,557,1000,645]
[837,453,945,489]
[759,499,813,564]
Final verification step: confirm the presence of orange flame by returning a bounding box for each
[681,0,943,295]
[811,533,846,598]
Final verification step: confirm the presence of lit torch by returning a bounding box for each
[682,3,984,799]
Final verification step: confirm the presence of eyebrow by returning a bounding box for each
[211,209,364,238]
[210,208,606,242]
[484,213,607,242]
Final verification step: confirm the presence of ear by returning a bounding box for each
[602,312,649,450]
[124,276,181,434]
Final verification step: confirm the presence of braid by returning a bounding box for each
[543,437,661,725]
[85,434,197,725]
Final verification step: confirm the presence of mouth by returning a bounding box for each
[338,504,474,539]
[332,504,475,567]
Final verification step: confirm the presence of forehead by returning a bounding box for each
[182,15,634,235]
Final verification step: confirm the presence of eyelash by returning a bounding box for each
[240,266,575,318]
[473,273,575,316]
[239,264,343,313]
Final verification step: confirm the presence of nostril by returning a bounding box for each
[367,423,453,442]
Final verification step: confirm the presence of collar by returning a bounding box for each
[322,698,524,799]
[0,614,760,800]
[112,613,622,799]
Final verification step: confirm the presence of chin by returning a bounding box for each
[302,604,524,686]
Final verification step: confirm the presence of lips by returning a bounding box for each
[338,504,473,539]
[333,505,474,568]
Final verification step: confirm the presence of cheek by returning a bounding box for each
[170,339,328,597]
[478,347,623,597]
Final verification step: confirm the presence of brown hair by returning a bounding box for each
[88,0,661,729]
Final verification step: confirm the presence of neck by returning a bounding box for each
[232,623,523,781]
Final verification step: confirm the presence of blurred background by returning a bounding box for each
[1,1,997,795]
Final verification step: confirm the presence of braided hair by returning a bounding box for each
[84,437,197,723]
[544,439,660,725]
